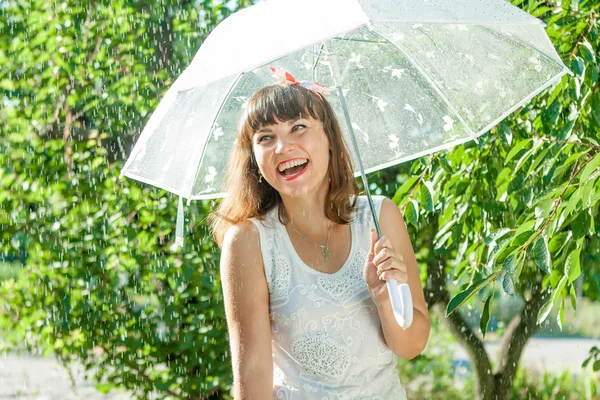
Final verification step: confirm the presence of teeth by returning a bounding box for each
[278,159,308,172]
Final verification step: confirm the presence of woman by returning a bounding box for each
[209,71,430,399]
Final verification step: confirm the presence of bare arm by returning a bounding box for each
[376,198,430,360]
[220,221,273,399]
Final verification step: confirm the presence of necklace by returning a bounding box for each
[288,222,332,262]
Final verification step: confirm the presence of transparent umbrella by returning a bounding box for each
[120,0,571,328]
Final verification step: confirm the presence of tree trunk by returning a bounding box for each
[425,228,550,399]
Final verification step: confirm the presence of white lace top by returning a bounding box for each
[248,195,407,400]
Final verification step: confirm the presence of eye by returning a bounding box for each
[292,124,306,132]
[258,135,272,143]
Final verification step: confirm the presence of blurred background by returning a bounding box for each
[1,0,599,399]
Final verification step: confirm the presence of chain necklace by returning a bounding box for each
[288,222,332,262]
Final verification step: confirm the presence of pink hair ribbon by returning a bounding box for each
[269,66,331,97]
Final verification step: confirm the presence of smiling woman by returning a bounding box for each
[208,82,429,399]
[209,84,359,242]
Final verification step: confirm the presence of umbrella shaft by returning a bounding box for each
[335,85,382,239]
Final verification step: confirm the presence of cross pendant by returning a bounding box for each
[323,248,329,262]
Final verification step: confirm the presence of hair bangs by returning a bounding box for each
[244,85,321,134]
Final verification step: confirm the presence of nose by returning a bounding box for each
[275,135,296,155]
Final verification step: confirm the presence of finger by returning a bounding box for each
[374,235,394,254]
[373,247,396,267]
[376,259,407,274]
[379,268,409,284]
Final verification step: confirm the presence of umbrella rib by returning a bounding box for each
[187,72,244,200]
[331,37,388,44]
[368,27,478,142]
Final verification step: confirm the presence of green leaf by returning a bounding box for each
[537,297,554,325]
[480,294,494,338]
[498,123,512,146]
[582,178,596,208]
[590,92,600,126]
[404,199,419,227]
[594,360,600,372]
[580,153,600,182]
[503,272,515,295]
[571,56,585,75]
[567,248,581,283]
[502,253,516,275]
[578,40,596,63]
[392,176,419,203]
[533,235,551,274]
[527,145,552,176]
[572,211,591,240]
[420,182,434,212]
[557,300,564,331]
[484,228,512,245]
[555,275,568,300]
[514,220,537,238]
[446,272,501,316]
[563,187,582,218]
[505,139,532,163]
[542,100,561,126]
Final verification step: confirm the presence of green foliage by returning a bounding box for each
[0,0,250,398]
[391,0,600,339]
[510,367,598,400]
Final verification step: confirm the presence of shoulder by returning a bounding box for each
[222,220,260,255]
[379,196,401,218]
[220,219,268,289]
[377,196,409,240]
[220,220,262,273]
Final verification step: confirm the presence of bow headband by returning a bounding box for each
[269,66,330,98]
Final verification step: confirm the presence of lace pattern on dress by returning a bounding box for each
[291,329,352,385]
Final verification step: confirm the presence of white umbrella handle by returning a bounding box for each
[325,45,413,329]
[387,280,413,329]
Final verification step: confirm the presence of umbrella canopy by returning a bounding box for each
[120,0,570,200]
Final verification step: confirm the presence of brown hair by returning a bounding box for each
[208,84,359,248]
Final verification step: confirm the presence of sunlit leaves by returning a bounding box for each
[0,0,245,398]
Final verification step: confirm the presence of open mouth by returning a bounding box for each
[277,160,309,179]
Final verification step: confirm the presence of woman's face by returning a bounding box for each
[252,115,331,199]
